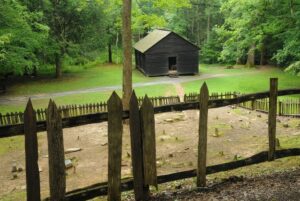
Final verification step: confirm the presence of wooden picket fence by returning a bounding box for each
[185,92,300,117]
[238,97,300,117]
[2,91,300,127]
[0,96,180,126]
[1,90,300,128]
[184,91,237,102]
[1,79,300,201]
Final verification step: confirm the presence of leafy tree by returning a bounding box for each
[103,0,122,63]
[0,0,48,76]
[43,0,106,78]
[132,0,191,36]
[216,0,300,69]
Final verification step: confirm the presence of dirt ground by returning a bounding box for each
[141,169,300,201]
[0,106,300,200]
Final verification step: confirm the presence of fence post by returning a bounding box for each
[140,95,157,189]
[0,113,3,126]
[24,99,41,201]
[107,92,123,201]
[197,83,209,187]
[46,100,66,201]
[251,100,255,110]
[5,113,10,125]
[37,109,41,121]
[129,91,148,200]
[268,78,278,161]
[278,101,282,116]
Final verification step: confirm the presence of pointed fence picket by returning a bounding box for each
[1,79,300,201]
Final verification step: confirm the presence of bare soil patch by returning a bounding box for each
[144,169,300,201]
[0,107,299,200]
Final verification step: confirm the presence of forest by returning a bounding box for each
[1,0,300,79]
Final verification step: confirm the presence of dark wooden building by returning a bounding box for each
[134,29,199,76]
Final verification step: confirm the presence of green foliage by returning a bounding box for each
[216,0,300,66]
[0,0,108,77]
[44,0,107,65]
[0,0,48,75]
[132,0,191,33]
[2,0,300,77]
[200,31,222,64]
[284,61,300,76]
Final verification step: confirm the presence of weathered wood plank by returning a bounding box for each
[129,91,148,200]
[24,99,41,201]
[107,92,123,201]
[46,100,66,201]
[197,83,209,187]
[268,78,278,161]
[140,95,157,188]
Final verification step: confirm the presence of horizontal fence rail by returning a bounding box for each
[57,148,300,201]
[0,96,180,126]
[2,90,300,127]
[1,79,300,201]
[1,88,300,138]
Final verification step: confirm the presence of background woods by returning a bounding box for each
[1,0,300,81]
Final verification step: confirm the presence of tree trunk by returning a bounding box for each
[246,44,256,67]
[108,43,113,63]
[260,43,266,66]
[290,0,294,15]
[197,7,201,45]
[207,12,211,43]
[122,0,132,110]
[55,54,62,78]
[236,57,242,65]
[32,66,37,76]
[116,33,119,64]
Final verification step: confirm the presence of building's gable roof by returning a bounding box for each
[134,29,171,53]
[134,29,199,53]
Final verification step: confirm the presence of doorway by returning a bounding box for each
[168,57,177,71]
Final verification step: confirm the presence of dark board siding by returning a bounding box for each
[135,32,199,76]
[145,52,198,76]
[177,52,199,74]
[146,55,168,75]
[135,51,148,74]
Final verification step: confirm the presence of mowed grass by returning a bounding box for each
[0,84,176,113]
[1,63,300,113]
[184,66,300,94]
[6,63,154,96]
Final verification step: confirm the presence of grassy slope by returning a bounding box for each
[184,65,300,94]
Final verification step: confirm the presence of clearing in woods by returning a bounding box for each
[1,107,300,200]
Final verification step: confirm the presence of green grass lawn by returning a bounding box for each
[1,63,300,113]
[6,63,154,96]
[0,84,176,113]
[184,66,300,94]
